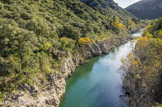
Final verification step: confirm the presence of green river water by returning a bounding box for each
[60,31,143,107]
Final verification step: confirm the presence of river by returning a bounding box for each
[60,31,143,107]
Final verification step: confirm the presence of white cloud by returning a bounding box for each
[114,0,141,8]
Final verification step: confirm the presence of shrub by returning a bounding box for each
[112,17,127,32]
[59,25,81,40]
[128,20,135,27]
[145,31,153,38]
[60,37,75,51]
[42,42,52,51]
[157,29,162,38]
[26,17,51,36]
[0,23,38,57]
[78,37,92,44]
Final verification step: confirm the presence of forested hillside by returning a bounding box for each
[122,18,162,107]
[0,0,145,106]
[126,0,162,19]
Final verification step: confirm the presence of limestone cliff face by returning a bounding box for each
[7,74,66,107]
[4,36,131,107]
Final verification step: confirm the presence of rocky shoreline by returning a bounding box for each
[2,36,131,107]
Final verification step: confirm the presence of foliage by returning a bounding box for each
[78,37,92,44]
[59,25,81,40]
[156,29,162,38]
[112,17,126,32]
[143,18,162,38]
[153,103,162,107]
[26,17,52,36]
[135,37,149,50]
[60,37,75,52]
[143,25,153,38]
[42,42,52,51]
[122,18,162,106]
[0,0,143,102]
[128,20,136,27]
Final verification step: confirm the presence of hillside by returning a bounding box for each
[80,0,139,24]
[126,0,162,19]
[0,0,144,106]
[80,0,119,9]
[122,18,162,106]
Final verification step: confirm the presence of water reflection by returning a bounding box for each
[60,29,145,107]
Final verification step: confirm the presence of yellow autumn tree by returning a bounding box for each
[128,20,136,28]
[78,37,92,44]
[112,17,126,31]
[157,29,162,38]
[122,18,162,106]
[143,25,153,38]
[118,23,126,30]
[135,37,149,51]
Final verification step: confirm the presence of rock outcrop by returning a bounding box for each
[2,36,131,107]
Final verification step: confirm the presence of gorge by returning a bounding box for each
[59,31,143,107]
[1,0,161,107]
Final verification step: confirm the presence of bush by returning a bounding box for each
[122,18,162,106]
[26,17,51,36]
[42,42,52,51]
[59,25,81,40]
[156,29,162,38]
[78,37,92,44]
[111,16,127,32]
[128,20,135,27]
[0,23,38,57]
[60,37,75,51]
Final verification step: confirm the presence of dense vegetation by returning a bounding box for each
[0,0,144,103]
[126,0,162,19]
[122,18,162,107]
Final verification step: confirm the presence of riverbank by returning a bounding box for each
[122,18,162,107]
[51,35,132,107]
[2,34,131,107]
[60,39,137,107]
[0,1,148,106]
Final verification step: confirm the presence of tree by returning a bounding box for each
[59,25,81,40]
[59,37,75,52]
[26,17,52,36]
[78,37,92,44]
[112,16,126,32]
[122,23,162,106]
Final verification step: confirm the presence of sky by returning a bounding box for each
[114,0,141,8]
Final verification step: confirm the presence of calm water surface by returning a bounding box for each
[60,33,141,107]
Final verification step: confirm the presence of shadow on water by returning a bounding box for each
[64,43,125,94]
[60,40,138,107]
[65,56,101,90]
[60,30,143,107]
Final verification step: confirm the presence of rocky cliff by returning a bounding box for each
[0,0,139,106]
[126,0,162,19]
[3,36,131,107]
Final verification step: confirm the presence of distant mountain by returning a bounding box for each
[80,0,138,24]
[126,0,162,19]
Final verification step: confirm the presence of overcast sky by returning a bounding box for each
[114,0,141,8]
